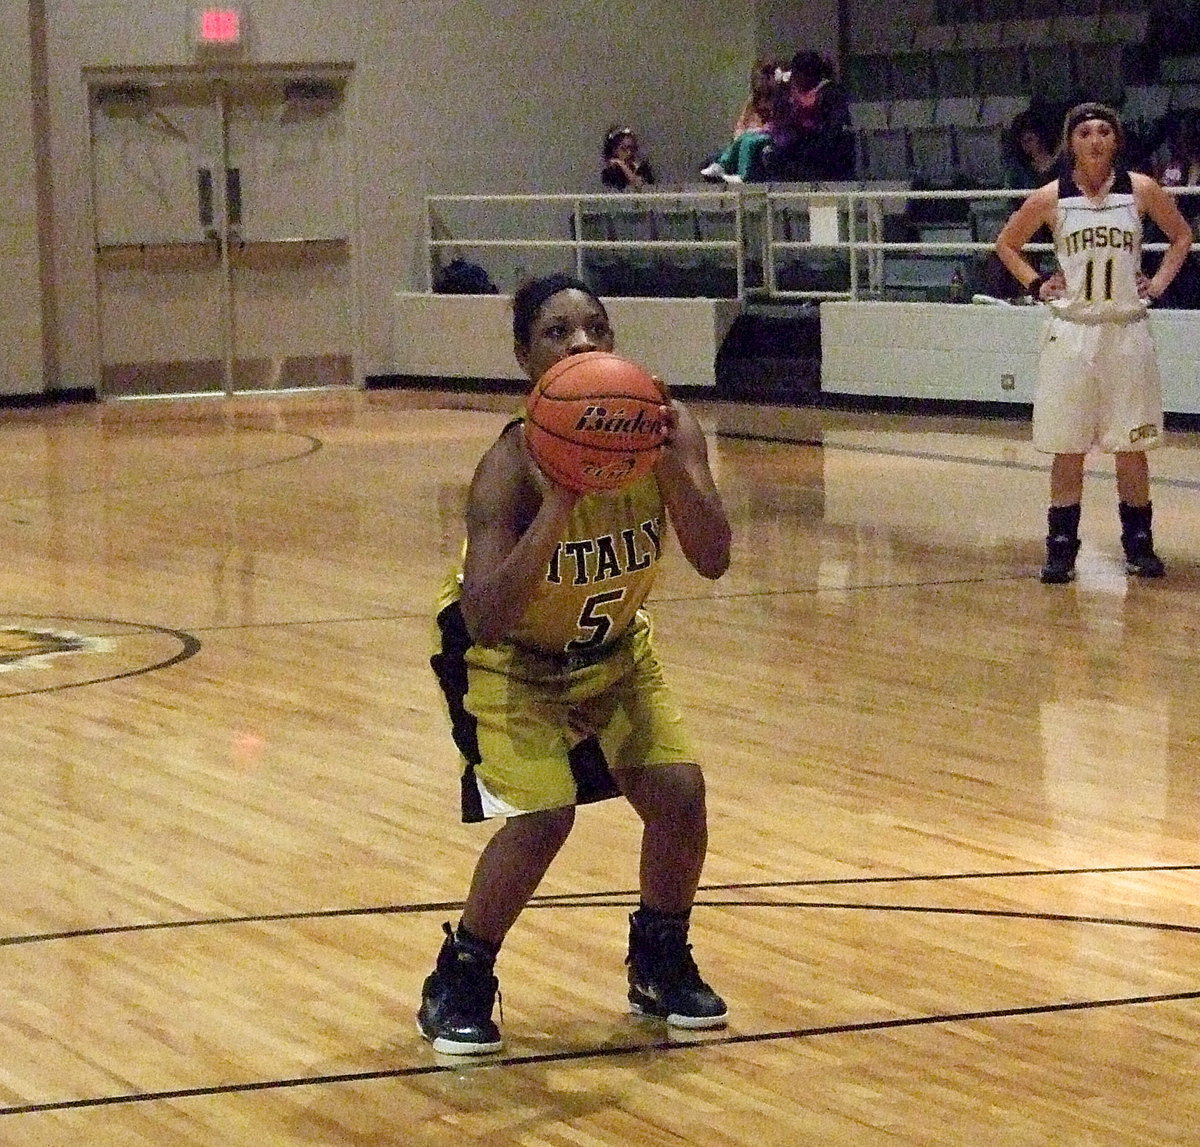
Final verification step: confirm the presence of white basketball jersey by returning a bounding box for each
[1049,170,1147,322]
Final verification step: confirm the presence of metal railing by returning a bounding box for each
[426,184,1189,304]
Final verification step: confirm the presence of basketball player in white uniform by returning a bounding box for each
[996,103,1193,583]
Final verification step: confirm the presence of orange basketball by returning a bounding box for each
[524,352,667,494]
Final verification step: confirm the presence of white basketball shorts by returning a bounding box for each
[1032,314,1163,454]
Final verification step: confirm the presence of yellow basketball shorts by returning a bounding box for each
[1033,314,1163,454]
[431,603,695,822]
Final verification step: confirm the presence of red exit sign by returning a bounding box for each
[193,6,245,46]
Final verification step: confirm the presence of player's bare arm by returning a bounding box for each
[460,426,579,646]
[1134,173,1194,300]
[995,182,1061,297]
[654,400,731,580]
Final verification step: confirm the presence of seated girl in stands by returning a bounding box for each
[700,59,782,185]
[601,127,656,191]
[760,51,853,182]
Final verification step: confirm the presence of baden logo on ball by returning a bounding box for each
[525,352,668,495]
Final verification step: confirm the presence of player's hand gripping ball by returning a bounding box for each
[524,352,668,494]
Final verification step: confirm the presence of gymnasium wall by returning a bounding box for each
[0,3,44,397]
[23,0,843,395]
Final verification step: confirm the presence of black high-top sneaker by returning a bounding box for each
[626,910,727,1030]
[1119,502,1165,578]
[1040,535,1081,584]
[417,922,503,1054]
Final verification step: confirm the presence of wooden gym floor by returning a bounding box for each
[3,387,1200,1145]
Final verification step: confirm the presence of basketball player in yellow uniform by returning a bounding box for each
[420,274,732,1054]
[996,103,1192,583]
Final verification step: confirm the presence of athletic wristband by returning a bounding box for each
[1027,274,1046,299]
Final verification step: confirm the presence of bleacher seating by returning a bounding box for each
[931,52,979,97]
[890,99,936,129]
[909,125,959,185]
[574,204,749,300]
[1098,9,1149,43]
[841,0,1190,193]
[831,0,1200,300]
[979,95,1030,127]
[849,101,891,131]
[934,96,983,127]
[955,124,1008,187]
[1027,43,1078,103]
[1053,13,1103,41]
[1007,18,1055,45]
[1072,43,1130,104]
[1170,83,1200,110]
[1123,83,1171,128]
[975,48,1028,97]
[857,128,912,181]
[956,22,1005,51]
[913,24,960,52]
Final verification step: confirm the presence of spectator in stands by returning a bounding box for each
[994,102,1193,585]
[1004,110,1061,190]
[760,51,853,182]
[1156,108,1200,189]
[1151,108,1200,307]
[700,59,782,184]
[978,109,1062,300]
[601,127,656,191]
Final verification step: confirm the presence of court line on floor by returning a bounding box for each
[0,616,201,698]
[3,863,1198,947]
[149,572,1051,637]
[3,870,1199,1115]
[4,988,1198,1116]
[717,432,1200,493]
[0,431,322,504]
[0,571,1047,699]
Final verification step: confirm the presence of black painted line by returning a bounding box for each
[0,901,468,948]
[0,432,323,506]
[532,862,1200,897]
[690,899,1200,936]
[4,989,1198,1116]
[160,571,1038,637]
[524,898,1200,937]
[0,616,201,698]
[652,573,1038,604]
[5,861,1200,947]
[716,432,1200,493]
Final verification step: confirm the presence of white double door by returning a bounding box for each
[89,67,356,398]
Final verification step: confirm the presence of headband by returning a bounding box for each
[1064,103,1121,138]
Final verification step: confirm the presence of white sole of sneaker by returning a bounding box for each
[666,1012,728,1030]
[629,1001,728,1029]
[417,1019,503,1055]
[431,1035,503,1055]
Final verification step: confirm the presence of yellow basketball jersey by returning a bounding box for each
[437,472,665,656]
